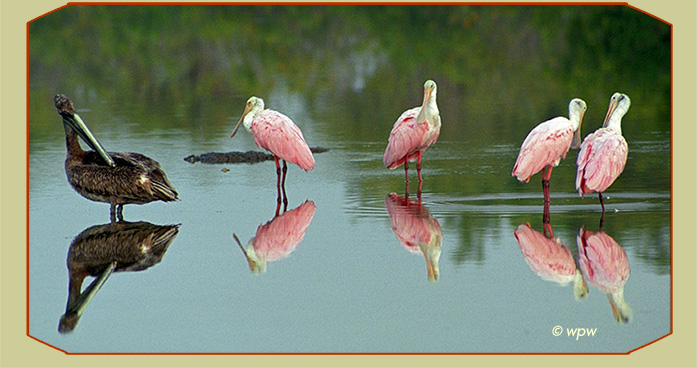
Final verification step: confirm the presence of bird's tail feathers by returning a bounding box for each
[151,180,179,201]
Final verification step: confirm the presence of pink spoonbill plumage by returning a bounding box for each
[383,80,441,195]
[576,226,632,324]
[512,98,587,206]
[230,96,315,205]
[514,223,588,300]
[384,193,442,281]
[232,200,316,274]
[576,92,630,220]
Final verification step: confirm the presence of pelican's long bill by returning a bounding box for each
[58,261,117,333]
[70,261,117,317]
[68,113,116,167]
[54,94,115,167]
[230,102,253,139]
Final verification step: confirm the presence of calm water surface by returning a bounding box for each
[28,123,670,353]
[28,5,670,353]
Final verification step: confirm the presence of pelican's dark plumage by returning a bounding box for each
[54,94,179,222]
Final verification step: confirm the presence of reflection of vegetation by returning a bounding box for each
[30,5,669,142]
[30,4,670,276]
[442,209,670,273]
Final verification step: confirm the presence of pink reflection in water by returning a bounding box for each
[514,223,588,301]
[234,200,316,274]
[577,227,632,324]
[384,193,442,281]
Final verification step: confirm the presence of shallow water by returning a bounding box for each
[28,4,670,353]
[28,132,670,353]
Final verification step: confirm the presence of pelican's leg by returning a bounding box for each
[281,160,288,209]
[110,204,117,223]
[116,204,125,222]
[274,156,282,205]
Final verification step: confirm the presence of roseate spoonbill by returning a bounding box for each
[230,96,315,206]
[512,98,587,204]
[384,193,442,281]
[54,94,179,223]
[383,80,441,195]
[59,221,180,333]
[514,223,588,300]
[576,226,632,324]
[576,93,630,218]
[232,200,316,274]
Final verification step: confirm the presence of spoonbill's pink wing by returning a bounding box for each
[577,228,629,293]
[249,110,315,171]
[514,223,576,284]
[576,128,628,195]
[383,107,434,169]
[384,193,441,252]
[252,200,317,261]
[512,117,574,182]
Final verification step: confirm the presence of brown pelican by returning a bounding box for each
[54,94,179,222]
[59,221,180,333]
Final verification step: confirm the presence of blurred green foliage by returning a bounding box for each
[30,4,670,142]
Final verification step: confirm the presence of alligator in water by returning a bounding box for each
[184,147,330,164]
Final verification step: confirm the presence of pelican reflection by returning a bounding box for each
[384,193,442,281]
[576,226,632,324]
[233,200,316,274]
[59,221,180,333]
[514,223,588,300]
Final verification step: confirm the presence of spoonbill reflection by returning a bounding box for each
[384,193,442,281]
[383,80,441,195]
[576,93,630,221]
[53,94,179,223]
[576,226,632,324]
[230,96,315,206]
[512,98,586,205]
[233,200,316,274]
[59,221,180,333]
[513,223,588,300]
